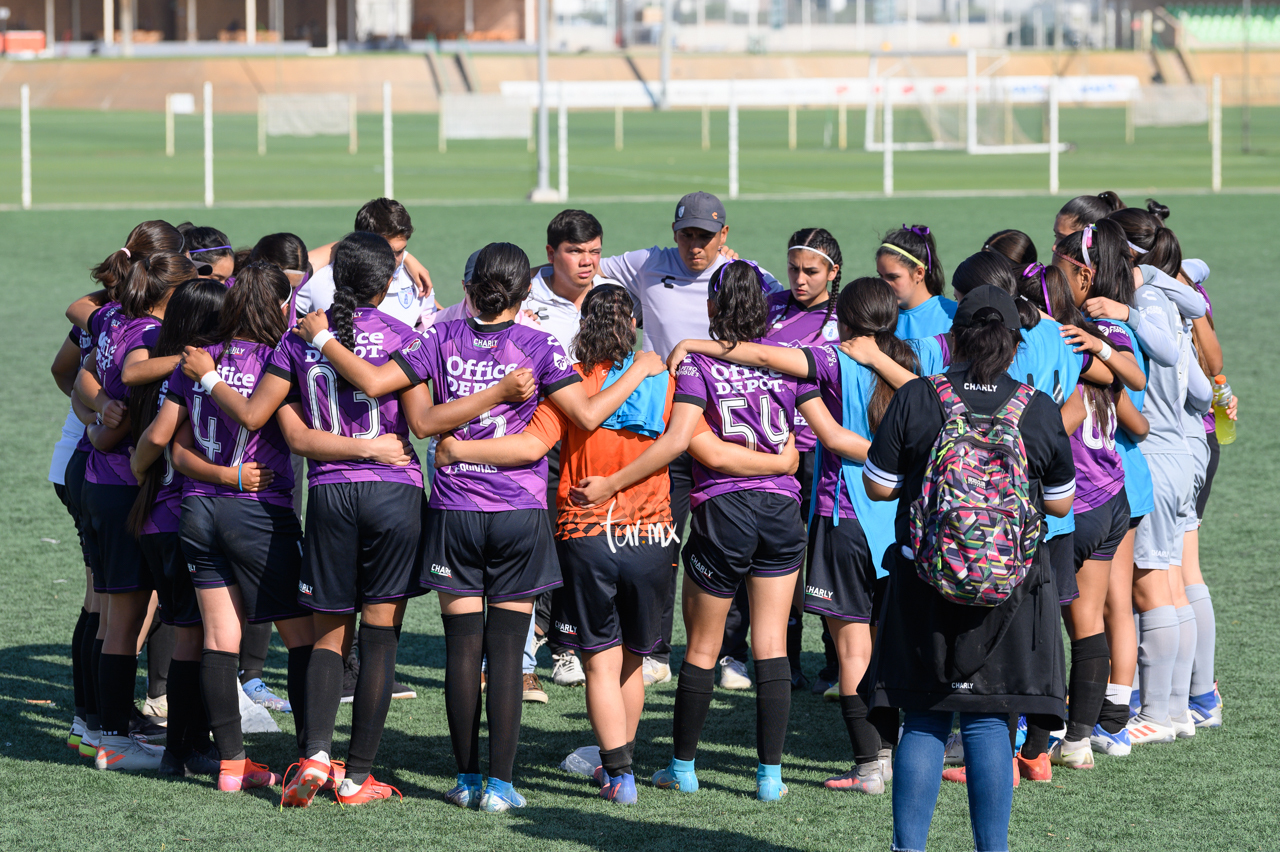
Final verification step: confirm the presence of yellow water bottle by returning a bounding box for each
[1213,376,1236,445]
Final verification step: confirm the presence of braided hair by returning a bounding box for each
[331,232,397,351]
[786,227,843,330]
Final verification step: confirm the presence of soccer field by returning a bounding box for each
[3,193,1279,851]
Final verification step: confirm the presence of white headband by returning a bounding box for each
[788,245,837,268]
[1127,240,1147,255]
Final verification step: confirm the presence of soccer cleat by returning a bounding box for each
[756,764,788,802]
[1128,688,1142,719]
[217,758,281,792]
[1048,737,1095,769]
[942,757,1020,787]
[1126,716,1176,745]
[242,677,291,713]
[1089,724,1132,757]
[600,772,638,804]
[160,748,217,778]
[1016,751,1052,782]
[142,694,169,719]
[445,773,484,809]
[281,757,331,807]
[390,679,417,700]
[1170,711,1197,739]
[824,763,885,794]
[719,656,752,690]
[1014,715,1028,752]
[95,734,165,771]
[522,672,549,704]
[1188,690,1222,728]
[942,731,965,766]
[790,669,808,691]
[823,683,840,702]
[319,759,346,792]
[652,758,699,792]
[78,729,101,759]
[877,747,894,783]
[642,657,672,685]
[551,651,587,687]
[336,774,402,805]
[130,708,167,738]
[810,674,838,696]
[66,717,87,752]
[592,765,609,786]
[479,778,527,813]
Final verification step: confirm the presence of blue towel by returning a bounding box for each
[808,349,897,580]
[600,354,670,438]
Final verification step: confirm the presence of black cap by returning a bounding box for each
[673,191,727,233]
[953,285,1022,331]
[463,249,481,284]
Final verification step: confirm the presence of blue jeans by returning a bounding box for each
[892,711,1013,852]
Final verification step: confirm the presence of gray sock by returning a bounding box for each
[1137,606,1179,723]
[1169,605,1197,717]
[1185,584,1216,696]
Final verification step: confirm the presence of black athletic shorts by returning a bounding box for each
[803,514,877,623]
[82,481,152,594]
[681,491,807,599]
[62,451,94,571]
[1047,532,1078,605]
[140,531,201,627]
[301,481,425,613]
[180,495,309,624]
[551,534,669,656]
[1073,488,1131,566]
[1196,432,1220,520]
[421,508,562,603]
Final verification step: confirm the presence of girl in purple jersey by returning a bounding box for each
[293,241,660,812]
[74,249,196,773]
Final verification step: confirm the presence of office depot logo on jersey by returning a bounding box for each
[706,362,787,395]
[215,364,257,397]
[445,355,520,397]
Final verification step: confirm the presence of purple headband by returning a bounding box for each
[1023,262,1052,318]
[190,245,232,254]
[904,224,933,272]
[710,258,771,297]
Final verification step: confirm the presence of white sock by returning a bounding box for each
[308,750,331,766]
[1106,683,1129,704]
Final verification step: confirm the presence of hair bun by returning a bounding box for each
[1145,198,1171,222]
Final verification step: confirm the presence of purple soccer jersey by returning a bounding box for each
[1070,322,1132,512]
[73,322,97,454]
[673,347,801,509]
[765,292,839,453]
[796,344,856,519]
[140,376,185,534]
[393,317,581,511]
[267,309,423,489]
[169,341,296,507]
[86,313,159,486]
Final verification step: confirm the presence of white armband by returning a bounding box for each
[200,371,224,394]
[310,329,335,350]
[1098,341,1113,362]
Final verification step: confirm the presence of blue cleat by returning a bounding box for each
[445,773,484,808]
[652,758,699,792]
[1188,690,1222,728]
[601,772,638,804]
[479,778,527,813]
[756,763,788,802]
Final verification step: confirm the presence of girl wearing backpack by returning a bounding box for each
[862,285,1076,852]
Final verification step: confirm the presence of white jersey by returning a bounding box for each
[48,405,84,485]
[599,246,781,358]
[520,268,618,363]
[293,263,436,330]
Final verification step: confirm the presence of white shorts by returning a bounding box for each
[1134,452,1195,571]
[1181,433,1210,534]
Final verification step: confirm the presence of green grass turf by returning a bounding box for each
[0,105,1279,206]
[2,195,1278,851]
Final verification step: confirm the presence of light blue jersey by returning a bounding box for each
[1107,318,1154,518]
[895,295,957,341]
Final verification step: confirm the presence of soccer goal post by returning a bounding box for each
[258,94,358,156]
[1125,84,1209,143]
[438,94,534,154]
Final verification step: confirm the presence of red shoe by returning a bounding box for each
[217,758,282,792]
[280,757,332,808]
[940,758,1020,787]
[1016,752,1052,782]
[335,774,403,806]
[321,759,347,792]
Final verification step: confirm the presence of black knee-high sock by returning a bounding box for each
[443,612,484,775]
[840,693,882,765]
[86,632,103,730]
[287,645,311,759]
[239,622,272,685]
[600,744,632,777]
[98,653,139,737]
[672,661,715,761]
[1097,698,1129,735]
[868,706,899,750]
[201,650,245,761]
[346,624,398,785]
[166,659,201,761]
[1067,633,1111,742]
[303,648,345,759]
[625,738,636,768]
[754,656,791,765]
[147,624,175,699]
[484,607,530,784]
[786,608,804,675]
[1021,714,1057,759]
[71,609,90,718]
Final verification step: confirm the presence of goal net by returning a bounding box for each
[438,94,533,153]
[257,94,357,155]
[1129,85,1209,127]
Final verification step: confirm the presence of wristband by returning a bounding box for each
[1098,341,1113,362]
[200,371,223,394]
[311,329,335,350]
[237,463,244,492]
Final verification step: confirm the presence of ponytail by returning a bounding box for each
[836,277,919,432]
[119,253,197,319]
[952,315,1021,385]
[215,262,290,356]
[952,252,1039,330]
[92,220,183,303]
[330,231,397,351]
[1056,219,1134,306]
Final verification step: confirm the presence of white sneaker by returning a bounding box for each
[142,694,168,718]
[719,656,752,690]
[242,677,291,712]
[551,651,587,687]
[1170,711,1197,739]
[877,747,894,782]
[66,716,88,753]
[642,657,672,685]
[942,731,964,766]
[95,733,164,771]
[1049,737,1095,769]
[1126,716,1176,745]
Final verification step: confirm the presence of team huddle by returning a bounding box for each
[47,189,1233,844]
